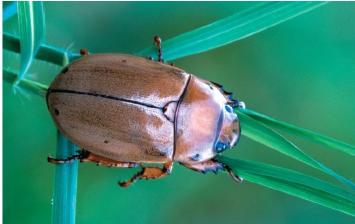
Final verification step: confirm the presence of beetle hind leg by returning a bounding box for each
[47,149,90,164]
[80,152,139,168]
[48,149,138,168]
[119,161,173,187]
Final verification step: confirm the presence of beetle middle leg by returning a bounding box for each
[118,161,173,187]
[181,159,243,183]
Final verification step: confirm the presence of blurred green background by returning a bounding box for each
[3,2,355,224]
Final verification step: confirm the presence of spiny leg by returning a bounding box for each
[181,159,243,183]
[119,161,173,187]
[47,150,89,164]
[48,149,138,168]
[154,35,163,62]
[81,151,138,168]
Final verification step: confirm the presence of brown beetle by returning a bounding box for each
[47,37,243,187]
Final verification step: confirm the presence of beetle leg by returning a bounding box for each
[81,152,138,168]
[80,48,89,56]
[48,150,138,168]
[181,159,243,183]
[154,35,164,62]
[118,161,173,187]
[47,150,89,164]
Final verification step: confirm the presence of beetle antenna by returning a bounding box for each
[154,35,163,62]
[223,164,243,183]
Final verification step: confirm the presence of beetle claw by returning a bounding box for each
[80,48,89,56]
[224,165,243,183]
[153,35,164,62]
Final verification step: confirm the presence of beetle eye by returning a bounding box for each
[225,105,233,113]
[215,141,227,153]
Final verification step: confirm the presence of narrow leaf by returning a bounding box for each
[240,108,355,156]
[3,69,48,97]
[236,111,355,189]
[16,1,46,84]
[218,156,355,216]
[3,2,17,21]
[138,2,327,61]
[3,32,79,66]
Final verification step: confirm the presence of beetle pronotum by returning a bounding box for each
[48,36,244,187]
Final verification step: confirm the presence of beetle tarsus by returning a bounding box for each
[224,164,243,183]
[47,154,81,164]
[118,169,144,187]
[48,149,90,164]
[118,162,173,187]
[154,35,164,62]
[181,159,243,183]
[80,48,89,56]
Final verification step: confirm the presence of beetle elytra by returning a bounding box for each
[47,36,244,187]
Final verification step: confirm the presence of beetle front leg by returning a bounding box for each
[181,159,243,183]
[154,35,164,62]
[118,161,173,187]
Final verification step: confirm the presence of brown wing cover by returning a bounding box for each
[50,54,189,108]
[47,93,174,163]
[47,54,190,163]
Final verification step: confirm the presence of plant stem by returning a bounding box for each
[3,2,17,21]
[240,108,355,156]
[51,132,79,224]
[3,32,81,67]
[138,2,327,61]
[3,69,48,96]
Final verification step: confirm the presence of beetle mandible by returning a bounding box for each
[47,36,245,187]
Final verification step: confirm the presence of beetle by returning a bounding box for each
[47,36,244,187]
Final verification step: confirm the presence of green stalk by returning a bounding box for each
[3,69,48,97]
[51,132,79,224]
[240,108,355,156]
[219,156,355,216]
[3,32,80,66]
[237,111,355,189]
[16,1,46,84]
[138,2,327,61]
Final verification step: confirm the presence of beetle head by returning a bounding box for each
[174,77,242,164]
[210,82,241,154]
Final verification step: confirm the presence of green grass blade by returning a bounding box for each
[4,32,81,66]
[236,111,355,189]
[3,69,48,97]
[16,1,46,84]
[51,132,78,224]
[3,2,17,21]
[240,108,355,156]
[218,156,355,216]
[138,2,327,61]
